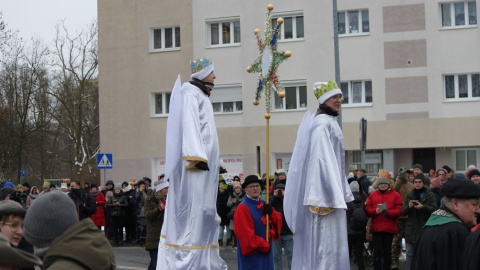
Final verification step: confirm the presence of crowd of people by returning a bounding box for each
[0,175,170,270]
[345,164,480,270]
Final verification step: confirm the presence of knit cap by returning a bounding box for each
[0,200,26,217]
[3,181,14,189]
[23,191,78,248]
[414,173,426,184]
[377,178,390,186]
[468,169,480,180]
[349,181,360,193]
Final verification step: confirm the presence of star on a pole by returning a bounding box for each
[246,4,292,115]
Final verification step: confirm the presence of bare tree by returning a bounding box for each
[48,20,99,182]
[0,35,51,182]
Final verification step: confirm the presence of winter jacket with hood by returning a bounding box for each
[40,218,115,269]
[144,192,166,250]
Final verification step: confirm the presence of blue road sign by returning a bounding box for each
[20,169,25,177]
[97,153,113,169]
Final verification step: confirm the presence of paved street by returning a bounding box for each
[113,244,405,269]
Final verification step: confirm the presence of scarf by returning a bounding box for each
[317,104,339,117]
[190,78,214,97]
[413,187,426,200]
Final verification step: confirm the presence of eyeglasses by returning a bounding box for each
[2,222,23,231]
[328,94,344,102]
[247,185,261,190]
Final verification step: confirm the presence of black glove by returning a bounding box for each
[195,161,210,171]
[263,204,273,215]
[219,166,228,174]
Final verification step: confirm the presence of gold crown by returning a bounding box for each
[190,58,212,74]
[314,80,339,99]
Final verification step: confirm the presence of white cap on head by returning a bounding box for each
[190,58,214,80]
[155,179,169,192]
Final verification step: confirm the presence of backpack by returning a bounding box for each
[350,207,368,231]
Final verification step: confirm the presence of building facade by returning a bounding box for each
[98,0,480,183]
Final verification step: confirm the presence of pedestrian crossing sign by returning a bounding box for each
[97,153,113,169]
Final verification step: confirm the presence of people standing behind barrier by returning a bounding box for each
[25,186,39,209]
[107,185,128,244]
[90,184,107,230]
[227,183,244,248]
[411,178,480,270]
[401,174,437,270]
[365,178,403,270]
[134,179,148,244]
[145,179,168,270]
[442,165,454,181]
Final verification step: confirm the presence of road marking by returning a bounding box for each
[116,266,146,270]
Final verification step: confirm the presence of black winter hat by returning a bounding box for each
[468,169,480,180]
[105,180,114,186]
[441,178,480,199]
[414,173,426,184]
[442,165,453,173]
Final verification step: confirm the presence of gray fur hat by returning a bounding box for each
[23,191,78,248]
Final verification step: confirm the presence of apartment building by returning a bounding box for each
[98,0,480,182]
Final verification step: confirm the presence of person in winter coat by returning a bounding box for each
[23,191,115,270]
[226,183,245,247]
[68,181,97,220]
[412,179,480,270]
[25,186,39,209]
[133,179,148,244]
[365,177,403,270]
[107,185,128,244]
[122,181,135,243]
[217,180,231,247]
[144,180,168,270]
[391,167,414,269]
[90,184,107,229]
[271,183,293,270]
[347,181,367,270]
[401,174,437,270]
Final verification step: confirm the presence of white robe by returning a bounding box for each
[157,78,227,270]
[284,111,354,270]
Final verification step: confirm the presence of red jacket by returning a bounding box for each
[365,189,403,234]
[90,191,107,226]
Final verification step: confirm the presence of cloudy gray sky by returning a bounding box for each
[2,0,97,44]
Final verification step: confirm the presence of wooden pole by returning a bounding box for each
[265,115,270,241]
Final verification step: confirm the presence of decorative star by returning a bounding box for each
[246,4,292,113]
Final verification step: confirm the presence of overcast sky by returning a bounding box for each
[1,0,97,44]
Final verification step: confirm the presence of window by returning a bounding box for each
[444,73,480,100]
[441,1,477,27]
[454,149,478,171]
[338,9,369,35]
[340,80,372,105]
[150,27,181,51]
[271,13,304,40]
[210,85,243,114]
[153,92,171,115]
[348,150,382,175]
[273,83,307,111]
[207,19,241,47]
